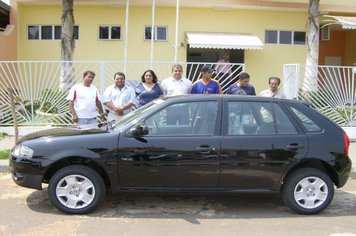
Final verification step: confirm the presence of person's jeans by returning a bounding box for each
[76,117,97,129]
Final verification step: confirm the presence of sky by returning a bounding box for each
[1,0,10,6]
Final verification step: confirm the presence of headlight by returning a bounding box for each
[12,144,34,159]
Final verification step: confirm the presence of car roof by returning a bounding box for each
[161,94,303,104]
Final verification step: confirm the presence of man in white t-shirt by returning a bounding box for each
[66,70,106,128]
[161,64,192,125]
[103,72,137,122]
[260,76,286,98]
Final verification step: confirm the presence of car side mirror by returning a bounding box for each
[127,124,148,137]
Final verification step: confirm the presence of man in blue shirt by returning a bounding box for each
[190,65,222,94]
[226,72,256,95]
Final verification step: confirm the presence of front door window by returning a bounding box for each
[144,101,218,136]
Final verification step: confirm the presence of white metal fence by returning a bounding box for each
[283,64,356,126]
[0,61,244,126]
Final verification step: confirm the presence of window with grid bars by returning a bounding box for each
[144,26,167,41]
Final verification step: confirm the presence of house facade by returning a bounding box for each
[1,0,356,92]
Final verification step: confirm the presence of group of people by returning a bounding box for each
[66,64,286,128]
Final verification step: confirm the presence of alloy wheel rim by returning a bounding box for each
[293,176,328,209]
[55,174,95,209]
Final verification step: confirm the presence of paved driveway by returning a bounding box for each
[0,172,356,236]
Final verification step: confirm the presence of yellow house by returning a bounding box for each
[1,0,356,92]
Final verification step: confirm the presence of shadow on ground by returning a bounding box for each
[26,186,356,221]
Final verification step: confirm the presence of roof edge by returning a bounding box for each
[0,1,10,12]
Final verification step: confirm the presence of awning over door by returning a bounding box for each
[323,15,356,30]
[185,32,264,50]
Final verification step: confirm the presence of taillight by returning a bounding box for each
[343,133,350,157]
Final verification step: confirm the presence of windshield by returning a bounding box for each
[112,98,165,130]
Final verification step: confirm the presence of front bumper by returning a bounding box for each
[9,156,45,190]
[11,171,43,190]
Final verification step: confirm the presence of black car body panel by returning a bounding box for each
[10,128,120,190]
[9,95,352,196]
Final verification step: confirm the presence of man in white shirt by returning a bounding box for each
[161,64,192,96]
[103,72,137,122]
[260,77,286,98]
[66,70,106,129]
[161,64,192,125]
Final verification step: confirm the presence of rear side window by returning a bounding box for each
[227,101,297,135]
[273,104,298,134]
[290,107,322,132]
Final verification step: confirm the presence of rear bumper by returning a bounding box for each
[336,156,352,188]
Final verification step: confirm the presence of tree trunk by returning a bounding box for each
[60,0,75,90]
[303,0,320,92]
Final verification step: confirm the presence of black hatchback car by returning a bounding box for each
[9,95,352,215]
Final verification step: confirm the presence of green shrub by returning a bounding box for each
[0,150,10,160]
[0,132,7,140]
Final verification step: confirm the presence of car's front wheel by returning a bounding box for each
[282,168,334,215]
[48,165,105,214]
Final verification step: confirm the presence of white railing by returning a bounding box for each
[0,61,244,126]
[283,64,356,126]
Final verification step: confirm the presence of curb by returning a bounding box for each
[0,160,9,173]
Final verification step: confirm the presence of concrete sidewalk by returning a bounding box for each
[0,136,16,150]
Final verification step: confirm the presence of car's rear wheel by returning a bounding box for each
[48,165,105,214]
[282,168,334,215]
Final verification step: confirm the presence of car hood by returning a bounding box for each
[18,127,107,143]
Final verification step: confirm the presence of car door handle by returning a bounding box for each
[286,143,304,150]
[196,146,215,154]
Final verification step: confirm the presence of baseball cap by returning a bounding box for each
[201,65,214,73]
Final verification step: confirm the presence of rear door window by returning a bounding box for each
[227,101,298,135]
[290,107,322,132]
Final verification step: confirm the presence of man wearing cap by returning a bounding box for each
[190,65,222,94]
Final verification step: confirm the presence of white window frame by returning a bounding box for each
[321,25,330,41]
[41,25,53,40]
[54,25,79,40]
[265,29,305,45]
[293,31,306,45]
[98,25,122,40]
[279,30,292,44]
[265,30,278,44]
[28,25,79,40]
[144,25,168,41]
[27,25,40,40]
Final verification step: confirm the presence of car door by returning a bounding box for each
[117,99,221,188]
[220,99,308,190]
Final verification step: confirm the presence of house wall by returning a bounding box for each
[16,4,309,93]
[345,30,356,66]
[319,29,356,67]
[319,30,346,65]
[0,26,16,60]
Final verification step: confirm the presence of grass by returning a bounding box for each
[0,132,7,140]
[0,150,10,160]
[0,132,10,160]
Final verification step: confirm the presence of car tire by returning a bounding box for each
[48,165,105,214]
[282,168,334,215]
